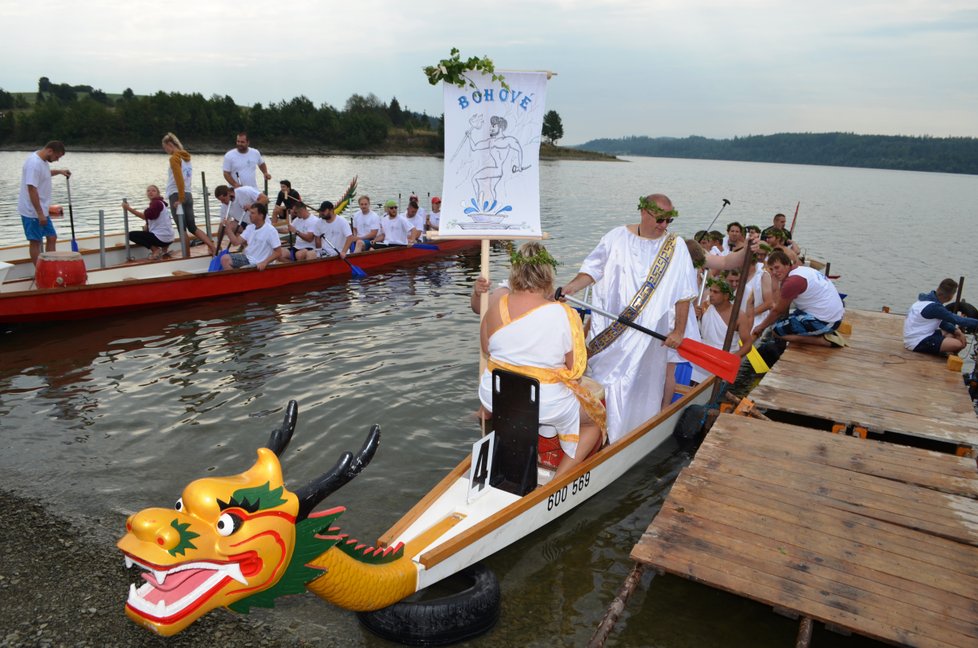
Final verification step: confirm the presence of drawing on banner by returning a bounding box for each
[441,71,547,237]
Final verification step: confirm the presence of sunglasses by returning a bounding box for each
[656,217,675,224]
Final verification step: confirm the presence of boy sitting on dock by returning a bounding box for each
[219,203,282,271]
[752,249,846,348]
[903,278,978,356]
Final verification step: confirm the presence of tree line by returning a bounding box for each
[0,78,442,151]
[577,133,978,175]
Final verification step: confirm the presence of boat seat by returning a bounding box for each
[489,369,540,497]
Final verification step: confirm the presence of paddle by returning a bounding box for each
[556,290,741,383]
[789,201,800,238]
[66,175,78,252]
[695,198,731,243]
[320,233,366,278]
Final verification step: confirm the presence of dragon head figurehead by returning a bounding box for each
[117,401,382,636]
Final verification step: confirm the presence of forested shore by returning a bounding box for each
[576,133,978,175]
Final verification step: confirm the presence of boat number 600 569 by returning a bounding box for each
[547,472,590,511]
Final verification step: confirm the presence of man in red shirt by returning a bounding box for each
[752,249,846,347]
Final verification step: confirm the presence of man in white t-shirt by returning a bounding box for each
[313,201,355,259]
[18,140,71,265]
[400,200,425,242]
[408,193,427,223]
[427,196,441,232]
[351,195,380,253]
[220,202,281,271]
[214,185,268,233]
[286,202,318,261]
[375,199,416,246]
[222,132,270,189]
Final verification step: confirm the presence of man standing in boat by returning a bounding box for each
[18,141,70,265]
[903,278,977,355]
[220,203,281,271]
[559,194,699,443]
[752,249,846,347]
[222,132,270,189]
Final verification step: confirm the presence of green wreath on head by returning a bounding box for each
[706,276,734,298]
[510,247,559,269]
[637,196,679,219]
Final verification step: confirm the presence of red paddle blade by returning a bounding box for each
[677,338,740,382]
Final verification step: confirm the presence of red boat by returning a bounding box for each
[0,240,477,324]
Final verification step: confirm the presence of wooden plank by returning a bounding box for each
[634,514,971,648]
[709,416,978,497]
[760,372,977,419]
[769,358,967,401]
[750,385,978,446]
[663,477,978,603]
[693,444,978,545]
[671,470,978,577]
[648,506,978,634]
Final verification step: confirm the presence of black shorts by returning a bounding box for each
[912,331,945,355]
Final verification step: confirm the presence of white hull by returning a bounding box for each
[378,379,714,591]
[0,232,152,281]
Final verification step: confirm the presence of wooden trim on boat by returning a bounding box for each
[416,378,714,568]
[376,456,473,548]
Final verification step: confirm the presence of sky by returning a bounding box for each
[2,0,976,144]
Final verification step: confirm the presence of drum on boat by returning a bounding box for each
[35,251,87,289]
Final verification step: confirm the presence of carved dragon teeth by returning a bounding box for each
[123,556,250,621]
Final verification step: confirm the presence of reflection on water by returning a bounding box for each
[2,153,970,646]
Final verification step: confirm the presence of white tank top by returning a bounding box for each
[789,266,844,323]
[148,201,174,243]
[903,300,939,349]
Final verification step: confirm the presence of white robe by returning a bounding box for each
[579,226,698,443]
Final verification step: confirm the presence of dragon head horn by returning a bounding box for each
[294,424,381,521]
[265,400,299,457]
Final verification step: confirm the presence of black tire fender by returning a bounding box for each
[356,562,501,646]
[673,404,708,452]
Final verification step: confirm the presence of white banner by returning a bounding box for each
[440,71,548,237]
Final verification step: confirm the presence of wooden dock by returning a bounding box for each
[751,309,978,451]
[612,308,978,647]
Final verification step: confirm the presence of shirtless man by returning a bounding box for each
[467,116,527,204]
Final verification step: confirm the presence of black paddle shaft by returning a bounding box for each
[557,289,666,342]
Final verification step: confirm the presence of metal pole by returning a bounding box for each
[202,171,212,238]
[953,276,965,315]
[176,204,189,258]
[98,209,106,268]
[122,199,132,261]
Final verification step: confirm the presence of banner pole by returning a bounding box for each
[479,239,490,375]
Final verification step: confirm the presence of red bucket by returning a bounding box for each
[35,251,87,289]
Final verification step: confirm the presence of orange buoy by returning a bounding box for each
[35,251,87,289]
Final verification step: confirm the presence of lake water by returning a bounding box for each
[0,151,975,646]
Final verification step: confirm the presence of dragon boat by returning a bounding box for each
[118,369,714,642]
[0,238,476,324]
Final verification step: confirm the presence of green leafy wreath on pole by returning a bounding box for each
[423,48,509,89]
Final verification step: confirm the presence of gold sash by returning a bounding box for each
[487,295,607,441]
[587,233,678,357]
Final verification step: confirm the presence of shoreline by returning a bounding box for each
[0,143,621,162]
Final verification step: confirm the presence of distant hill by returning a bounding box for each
[575,133,978,175]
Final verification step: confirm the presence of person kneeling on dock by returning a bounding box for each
[903,278,978,356]
[123,185,174,260]
[220,203,281,271]
[479,243,606,478]
[313,201,355,259]
[752,249,846,348]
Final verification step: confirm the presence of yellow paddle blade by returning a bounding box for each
[746,345,769,374]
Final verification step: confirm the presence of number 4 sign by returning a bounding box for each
[467,432,495,504]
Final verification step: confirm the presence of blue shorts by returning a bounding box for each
[21,215,57,241]
[772,309,840,337]
[912,331,945,355]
